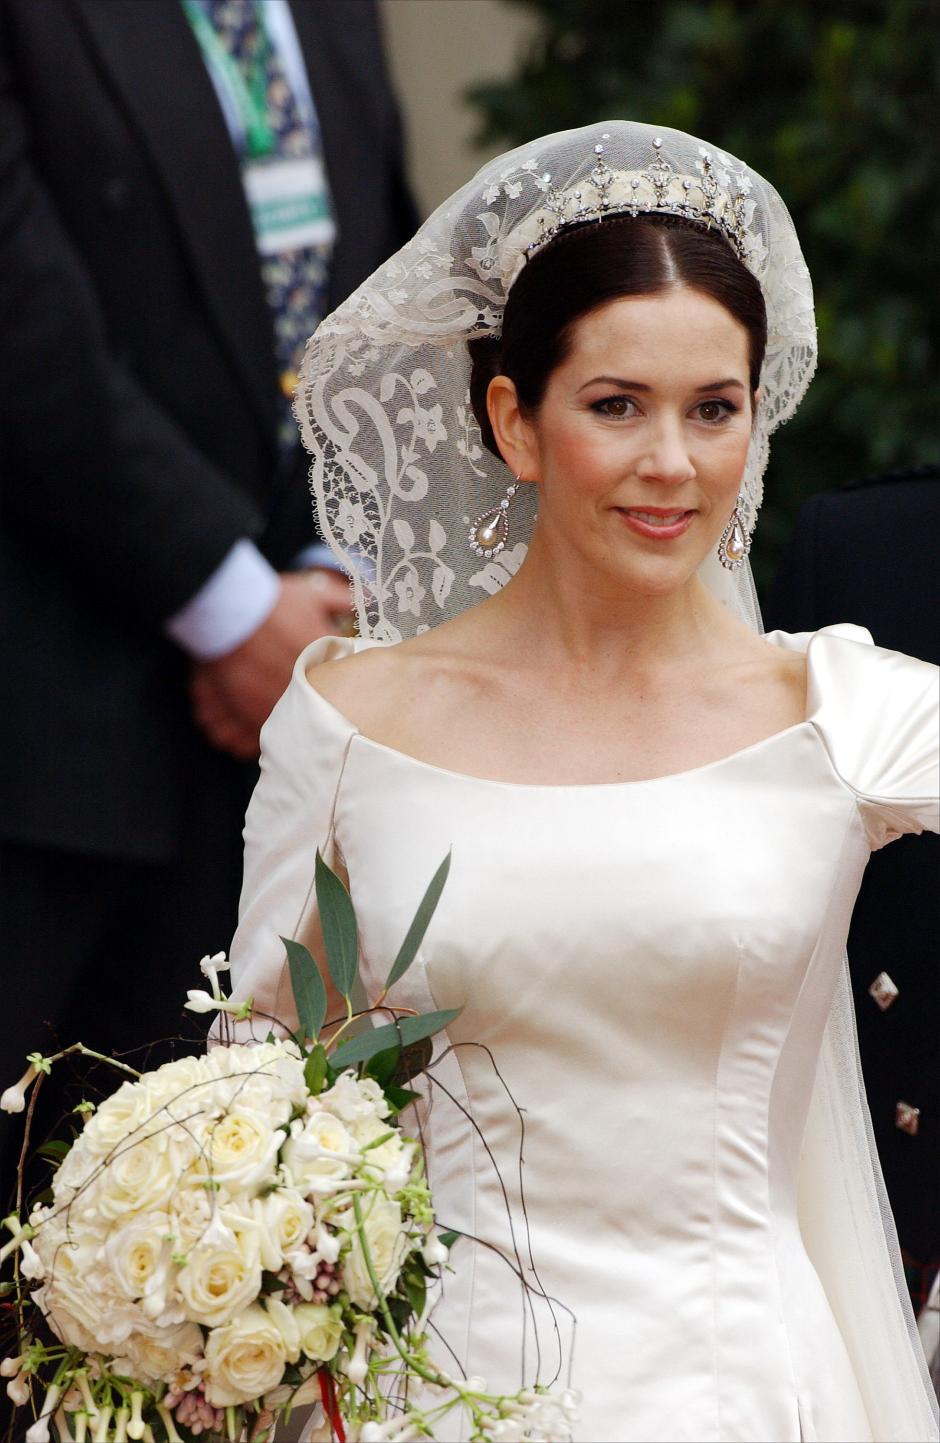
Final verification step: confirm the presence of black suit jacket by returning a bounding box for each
[764,465,939,1261]
[0,0,415,861]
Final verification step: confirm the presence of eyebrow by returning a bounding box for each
[577,376,746,394]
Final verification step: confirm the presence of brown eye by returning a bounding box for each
[696,399,735,423]
[593,396,636,418]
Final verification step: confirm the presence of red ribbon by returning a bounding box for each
[317,1367,346,1443]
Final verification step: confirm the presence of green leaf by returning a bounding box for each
[329,1008,460,1073]
[37,1140,70,1163]
[365,1044,401,1087]
[281,937,327,1042]
[403,1266,426,1317]
[384,851,452,992]
[384,1084,421,1114]
[315,851,359,998]
[304,1044,329,1096]
[437,1230,460,1250]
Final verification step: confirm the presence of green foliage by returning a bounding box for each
[282,937,327,1042]
[329,1009,461,1073]
[467,0,938,590]
[315,850,359,999]
[384,851,452,993]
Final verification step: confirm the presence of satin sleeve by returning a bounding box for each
[806,623,940,850]
[226,635,364,1032]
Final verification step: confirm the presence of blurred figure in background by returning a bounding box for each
[0,0,415,1201]
[765,462,939,1331]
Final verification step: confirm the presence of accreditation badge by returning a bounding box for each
[243,156,336,255]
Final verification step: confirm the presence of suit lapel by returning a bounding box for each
[71,0,279,443]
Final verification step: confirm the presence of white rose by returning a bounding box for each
[176,1220,262,1328]
[254,1189,315,1273]
[167,1177,217,1247]
[282,1112,354,1194]
[33,1225,143,1350]
[203,1304,287,1407]
[341,1194,408,1310]
[139,1056,210,1114]
[95,1134,177,1220]
[263,1296,301,1364]
[102,1211,174,1315]
[320,1072,390,1123]
[194,1107,285,1194]
[82,1079,153,1156]
[348,1114,411,1188]
[293,1303,343,1362]
[111,1321,204,1385]
[207,1043,306,1116]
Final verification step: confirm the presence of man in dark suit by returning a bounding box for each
[0,0,416,1201]
[764,463,939,1304]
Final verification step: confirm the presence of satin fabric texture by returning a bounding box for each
[228,624,939,1442]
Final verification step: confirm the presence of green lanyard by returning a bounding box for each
[182,0,276,160]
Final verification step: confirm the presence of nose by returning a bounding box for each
[635,416,696,485]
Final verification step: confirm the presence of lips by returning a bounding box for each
[615,506,696,541]
[624,509,690,527]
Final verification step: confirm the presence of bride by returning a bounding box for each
[227,122,939,1442]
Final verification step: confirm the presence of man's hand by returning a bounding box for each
[190,569,353,759]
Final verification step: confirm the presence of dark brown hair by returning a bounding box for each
[468,214,767,460]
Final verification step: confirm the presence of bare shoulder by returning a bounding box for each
[305,644,407,733]
[305,624,476,738]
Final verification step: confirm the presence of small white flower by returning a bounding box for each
[1,1064,38,1114]
[6,1373,30,1407]
[342,1316,374,1387]
[25,1384,59,1441]
[19,1238,44,1280]
[183,989,219,1014]
[199,952,229,978]
[421,1234,450,1267]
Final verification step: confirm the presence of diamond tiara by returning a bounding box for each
[523,136,756,266]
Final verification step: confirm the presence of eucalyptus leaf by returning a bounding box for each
[329,1008,460,1073]
[365,1044,401,1087]
[281,937,327,1042]
[384,851,452,992]
[315,851,359,998]
[304,1044,329,1096]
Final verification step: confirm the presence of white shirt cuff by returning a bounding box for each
[165,539,281,660]
[290,542,343,571]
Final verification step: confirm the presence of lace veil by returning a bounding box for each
[294,120,817,639]
[295,120,938,1438]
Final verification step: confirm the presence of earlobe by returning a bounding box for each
[486,375,539,480]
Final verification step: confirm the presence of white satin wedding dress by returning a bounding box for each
[228,623,939,1443]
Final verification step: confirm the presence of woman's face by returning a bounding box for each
[494,286,756,597]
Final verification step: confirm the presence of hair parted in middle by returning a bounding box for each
[467,213,768,463]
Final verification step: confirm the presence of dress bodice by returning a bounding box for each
[228,625,939,1442]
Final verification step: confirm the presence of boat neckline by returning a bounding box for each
[295,628,833,792]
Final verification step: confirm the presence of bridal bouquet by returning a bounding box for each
[1,854,577,1442]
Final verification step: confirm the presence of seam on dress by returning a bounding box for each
[764,806,860,1439]
[274,729,359,1023]
[710,935,744,1443]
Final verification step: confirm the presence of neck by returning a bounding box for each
[485,523,748,678]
